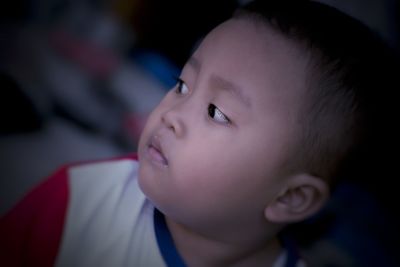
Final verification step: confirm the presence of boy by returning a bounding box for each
[1,1,396,266]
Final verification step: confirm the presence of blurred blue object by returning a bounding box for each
[289,181,400,267]
[131,50,181,89]
[326,182,400,267]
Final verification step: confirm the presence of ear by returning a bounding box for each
[264,174,329,223]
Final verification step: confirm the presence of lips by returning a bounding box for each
[148,136,168,166]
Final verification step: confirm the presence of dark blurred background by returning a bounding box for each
[0,0,399,266]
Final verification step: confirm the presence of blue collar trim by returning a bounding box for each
[154,208,301,267]
[154,208,187,267]
[279,233,301,267]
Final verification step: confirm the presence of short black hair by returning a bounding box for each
[234,0,399,184]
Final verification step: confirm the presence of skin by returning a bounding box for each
[138,18,326,266]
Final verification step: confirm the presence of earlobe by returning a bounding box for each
[264,174,329,223]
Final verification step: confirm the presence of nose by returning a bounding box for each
[161,105,185,137]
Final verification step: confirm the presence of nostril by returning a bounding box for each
[162,115,174,131]
[161,107,184,137]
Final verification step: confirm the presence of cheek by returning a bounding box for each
[171,140,257,197]
[166,148,274,226]
[138,105,163,145]
[178,131,284,193]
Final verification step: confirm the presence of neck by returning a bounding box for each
[166,217,283,267]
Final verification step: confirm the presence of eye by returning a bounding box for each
[208,104,230,124]
[175,78,189,95]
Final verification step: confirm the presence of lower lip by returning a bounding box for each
[147,145,168,166]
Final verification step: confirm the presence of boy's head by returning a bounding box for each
[137,0,395,239]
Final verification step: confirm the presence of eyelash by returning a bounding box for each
[208,104,231,124]
[173,77,231,125]
[174,77,189,95]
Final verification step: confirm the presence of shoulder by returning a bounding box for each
[0,153,139,267]
[4,153,139,215]
[64,153,140,204]
[65,153,139,183]
[55,154,151,266]
[63,153,141,213]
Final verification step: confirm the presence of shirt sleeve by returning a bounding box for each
[0,166,70,267]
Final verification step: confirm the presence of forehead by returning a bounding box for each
[192,18,310,118]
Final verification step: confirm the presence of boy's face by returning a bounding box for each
[138,18,309,233]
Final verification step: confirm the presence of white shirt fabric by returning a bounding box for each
[54,158,305,267]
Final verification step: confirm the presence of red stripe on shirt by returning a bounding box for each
[0,153,138,267]
[0,166,69,267]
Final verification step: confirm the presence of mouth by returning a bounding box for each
[147,136,169,166]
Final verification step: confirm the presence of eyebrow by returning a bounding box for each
[187,56,252,108]
[188,56,201,70]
